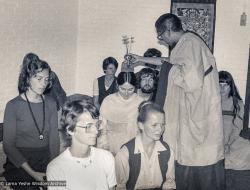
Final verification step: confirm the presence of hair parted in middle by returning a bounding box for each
[117,72,137,87]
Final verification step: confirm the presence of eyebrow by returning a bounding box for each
[219,80,228,83]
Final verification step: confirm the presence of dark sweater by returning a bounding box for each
[3,95,60,168]
[98,75,117,105]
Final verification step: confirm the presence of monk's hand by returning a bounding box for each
[124,53,143,67]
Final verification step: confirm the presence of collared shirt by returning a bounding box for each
[115,135,176,190]
[163,32,224,166]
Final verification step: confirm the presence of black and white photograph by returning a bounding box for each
[0,0,250,189]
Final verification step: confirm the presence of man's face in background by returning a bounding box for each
[140,73,155,94]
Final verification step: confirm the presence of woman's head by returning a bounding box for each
[60,100,100,146]
[117,72,137,99]
[219,70,241,100]
[102,57,118,75]
[219,71,242,122]
[18,53,52,94]
[137,101,165,140]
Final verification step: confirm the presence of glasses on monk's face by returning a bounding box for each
[76,120,102,133]
[157,30,165,40]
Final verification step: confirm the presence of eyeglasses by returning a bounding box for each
[76,121,102,133]
[157,31,165,40]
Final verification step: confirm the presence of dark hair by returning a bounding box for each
[155,13,183,34]
[219,70,242,123]
[144,48,162,70]
[117,72,137,87]
[102,57,118,72]
[138,68,157,87]
[143,48,162,58]
[137,101,165,123]
[18,53,51,94]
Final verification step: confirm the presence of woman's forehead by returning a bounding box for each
[32,69,49,77]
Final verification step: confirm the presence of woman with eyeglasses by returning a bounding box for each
[219,70,250,190]
[3,53,60,189]
[99,72,144,155]
[46,100,116,190]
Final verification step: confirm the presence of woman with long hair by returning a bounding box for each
[99,72,144,155]
[219,70,250,190]
[3,53,60,189]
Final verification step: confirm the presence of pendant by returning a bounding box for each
[39,135,44,140]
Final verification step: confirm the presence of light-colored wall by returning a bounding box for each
[76,0,171,96]
[0,0,78,121]
[76,0,250,101]
[215,0,250,99]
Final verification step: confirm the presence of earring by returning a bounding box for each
[66,126,74,136]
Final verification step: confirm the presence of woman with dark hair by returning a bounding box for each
[99,72,144,154]
[219,70,250,190]
[3,53,60,189]
[47,100,116,190]
[93,57,118,110]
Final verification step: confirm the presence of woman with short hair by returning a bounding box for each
[46,100,116,190]
[93,57,118,110]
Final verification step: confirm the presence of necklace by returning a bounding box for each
[76,158,92,168]
[24,93,45,140]
[105,76,114,88]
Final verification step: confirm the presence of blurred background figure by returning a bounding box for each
[219,71,250,190]
[3,53,60,189]
[93,57,118,110]
[143,48,162,74]
[44,70,67,111]
[100,72,144,155]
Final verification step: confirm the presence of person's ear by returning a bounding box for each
[137,122,144,132]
